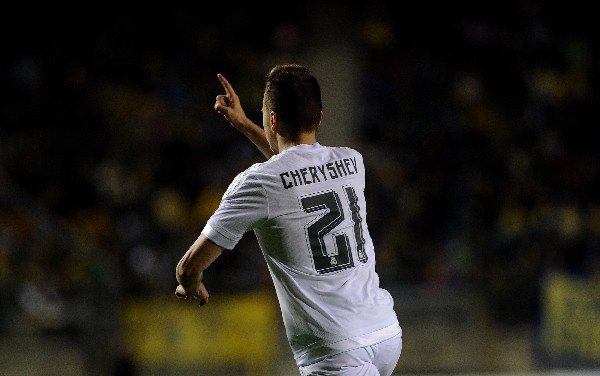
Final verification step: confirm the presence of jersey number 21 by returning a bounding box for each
[300,185,367,274]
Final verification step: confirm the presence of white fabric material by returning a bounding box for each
[202,143,400,366]
[299,330,403,376]
[295,323,402,367]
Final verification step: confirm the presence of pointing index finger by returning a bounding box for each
[217,73,233,96]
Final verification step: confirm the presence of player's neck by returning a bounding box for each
[277,132,317,152]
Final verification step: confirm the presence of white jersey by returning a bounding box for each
[202,142,401,366]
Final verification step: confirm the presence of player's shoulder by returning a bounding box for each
[327,145,365,162]
[332,145,363,156]
[287,143,361,157]
[223,162,264,196]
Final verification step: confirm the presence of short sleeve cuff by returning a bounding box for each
[201,223,239,250]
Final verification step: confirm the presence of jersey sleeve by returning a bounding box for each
[201,166,268,250]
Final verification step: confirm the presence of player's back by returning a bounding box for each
[250,143,398,363]
[254,143,368,273]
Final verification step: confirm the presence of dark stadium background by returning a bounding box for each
[1,2,598,375]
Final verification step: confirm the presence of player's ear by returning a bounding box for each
[270,111,278,131]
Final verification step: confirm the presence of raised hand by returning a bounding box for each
[213,73,274,159]
[214,73,249,132]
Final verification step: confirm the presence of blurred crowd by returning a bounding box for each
[1,2,598,344]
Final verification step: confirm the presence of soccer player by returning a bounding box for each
[175,64,402,375]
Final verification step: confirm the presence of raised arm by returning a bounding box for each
[213,73,274,159]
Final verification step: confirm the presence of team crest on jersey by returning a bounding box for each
[358,249,366,260]
[330,256,337,266]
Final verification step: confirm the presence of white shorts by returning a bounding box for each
[298,332,403,376]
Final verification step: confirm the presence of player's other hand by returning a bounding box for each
[214,73,249,131]
[175,283,209,306]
